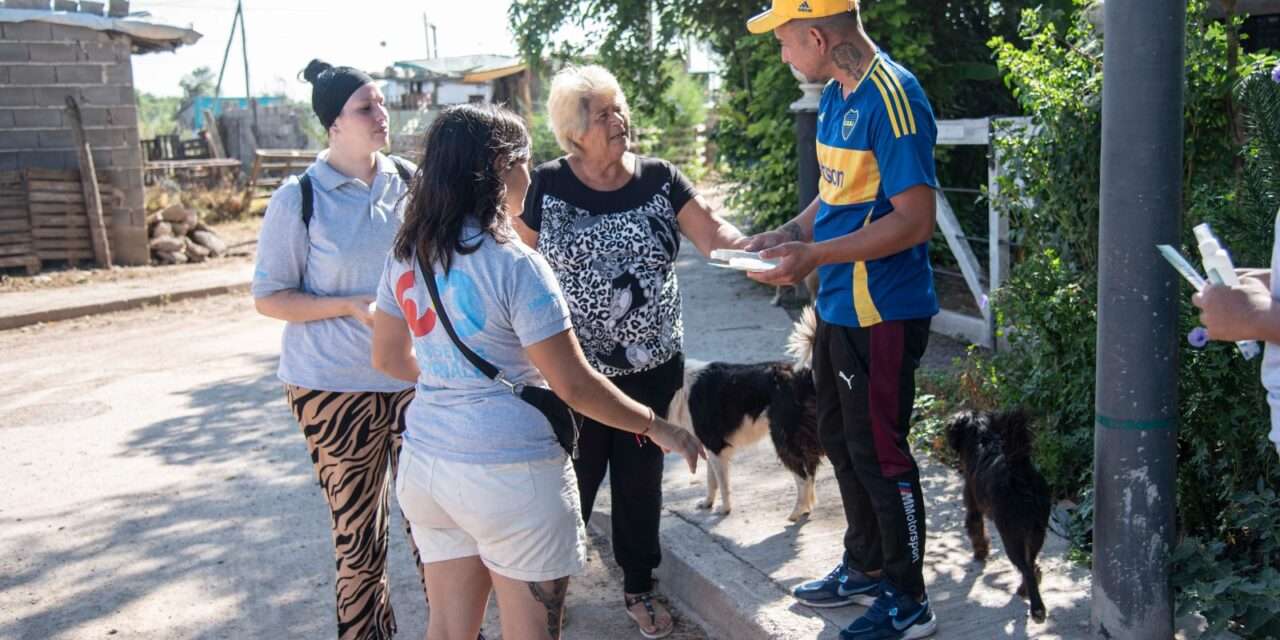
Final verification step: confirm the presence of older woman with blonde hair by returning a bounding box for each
[514,64,747,638]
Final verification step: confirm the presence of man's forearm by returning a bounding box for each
[777,196,820,242]
[812,207,933,267]
[1249,303,1280,344]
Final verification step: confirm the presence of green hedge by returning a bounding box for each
[916,2,1280,635]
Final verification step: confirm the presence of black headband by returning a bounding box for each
[302,59,374,130]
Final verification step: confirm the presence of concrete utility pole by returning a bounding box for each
[422,14,436,59]
[1092,1,1185,638]
[790,71,822,211]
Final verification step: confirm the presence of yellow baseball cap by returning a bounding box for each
[746,0,858,34]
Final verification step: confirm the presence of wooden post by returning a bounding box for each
[202,108,227,183]
[241,150,263,213]
[64,96,112,268]
[520,69,534,120]
[202,109,225,159]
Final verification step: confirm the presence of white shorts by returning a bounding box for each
[395,445,587,582]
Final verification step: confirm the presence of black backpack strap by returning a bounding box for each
[299,173,314,229]
[417,251,502,381]
[389,155,413,183]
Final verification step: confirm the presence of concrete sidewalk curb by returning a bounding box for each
[590,509,826,640]
[0,281,251,331]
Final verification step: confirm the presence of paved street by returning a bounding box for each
[0,236,1104,640]
[0,295,706,639]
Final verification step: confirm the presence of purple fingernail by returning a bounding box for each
[1188,327,1208,348]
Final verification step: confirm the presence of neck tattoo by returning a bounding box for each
[832,43,866,81]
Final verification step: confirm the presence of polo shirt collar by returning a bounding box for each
[310,150,396,192]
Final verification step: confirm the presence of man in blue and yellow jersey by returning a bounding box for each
[744,1,939,638]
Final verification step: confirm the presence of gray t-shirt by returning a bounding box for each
[251,151,414,393]
[376,226,573,464]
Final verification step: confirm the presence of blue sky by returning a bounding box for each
[130,0,519,100]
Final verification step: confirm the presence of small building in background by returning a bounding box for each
[375,54,533,156]
[378,54,531,111]
[0,1,199,267]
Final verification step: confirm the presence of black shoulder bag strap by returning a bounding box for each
[389,155,413,183]
[299,173,314,229]
[415,250,581,458]
[416,253,502,381]
[300,156,409,230]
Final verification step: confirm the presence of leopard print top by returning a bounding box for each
[521,156,697,376]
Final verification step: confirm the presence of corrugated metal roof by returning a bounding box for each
[462,63,527,83]
[0,8,200,53]
[389,54,522,81]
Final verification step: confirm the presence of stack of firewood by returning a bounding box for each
[147,204,227,264]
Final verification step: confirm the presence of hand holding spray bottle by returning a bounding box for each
[1192,223,1262,359]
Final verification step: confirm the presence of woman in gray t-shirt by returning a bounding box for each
[250,59,425,640]
[372,104,703,640]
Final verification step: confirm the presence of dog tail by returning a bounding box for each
[786,305,818,370]
[996,410,1035,461]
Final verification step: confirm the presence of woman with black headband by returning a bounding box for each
[251,59,426,640]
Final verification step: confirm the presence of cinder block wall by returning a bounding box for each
[0,20,148,265]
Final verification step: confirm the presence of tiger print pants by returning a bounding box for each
[286,384,427,640]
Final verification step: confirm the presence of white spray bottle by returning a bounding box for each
[1193,223,1262,360]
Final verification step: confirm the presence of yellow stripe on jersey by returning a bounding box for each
[877,65,917,135]
[851,214,882,326]
[816,142,881,206]
[873,66,913,137]
[868,71,903,139]
[874,67,911,136]
[851,56,880,95]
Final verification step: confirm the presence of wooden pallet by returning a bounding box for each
[0,171,39,273]
[0,168,122,269]
[242,148,318,211]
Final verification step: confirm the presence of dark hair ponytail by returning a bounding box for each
[302,59,332,83]
[394,104,530,274]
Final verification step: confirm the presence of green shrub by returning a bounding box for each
[633,60,709,182]
[944,1,1280,634]
[528,108,563,166]
[714,36,800,229]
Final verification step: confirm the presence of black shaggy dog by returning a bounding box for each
[945,410,1052,623]
[666,307,823,522]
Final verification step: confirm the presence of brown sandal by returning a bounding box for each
[624,592,674,639]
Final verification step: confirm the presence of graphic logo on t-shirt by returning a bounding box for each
[395,268,488,339]
[842,109,859,141]
[396,271,437,338]
[435,269,486,338]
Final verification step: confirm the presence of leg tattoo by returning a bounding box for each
[528,577,569,639]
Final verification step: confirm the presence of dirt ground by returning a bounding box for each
[0,218,259,294]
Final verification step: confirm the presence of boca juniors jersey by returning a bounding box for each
[814,51,940,328]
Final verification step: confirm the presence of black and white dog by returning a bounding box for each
[666,307,823,522]
[945,409,1052,623]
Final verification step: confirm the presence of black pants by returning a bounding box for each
[813,317,931,599]
[575,353,684,594]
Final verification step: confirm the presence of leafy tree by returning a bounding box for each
[982,1,1278,635]
[510,0,1072,228]
[134,91,181,138]
[179,66,216,102]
